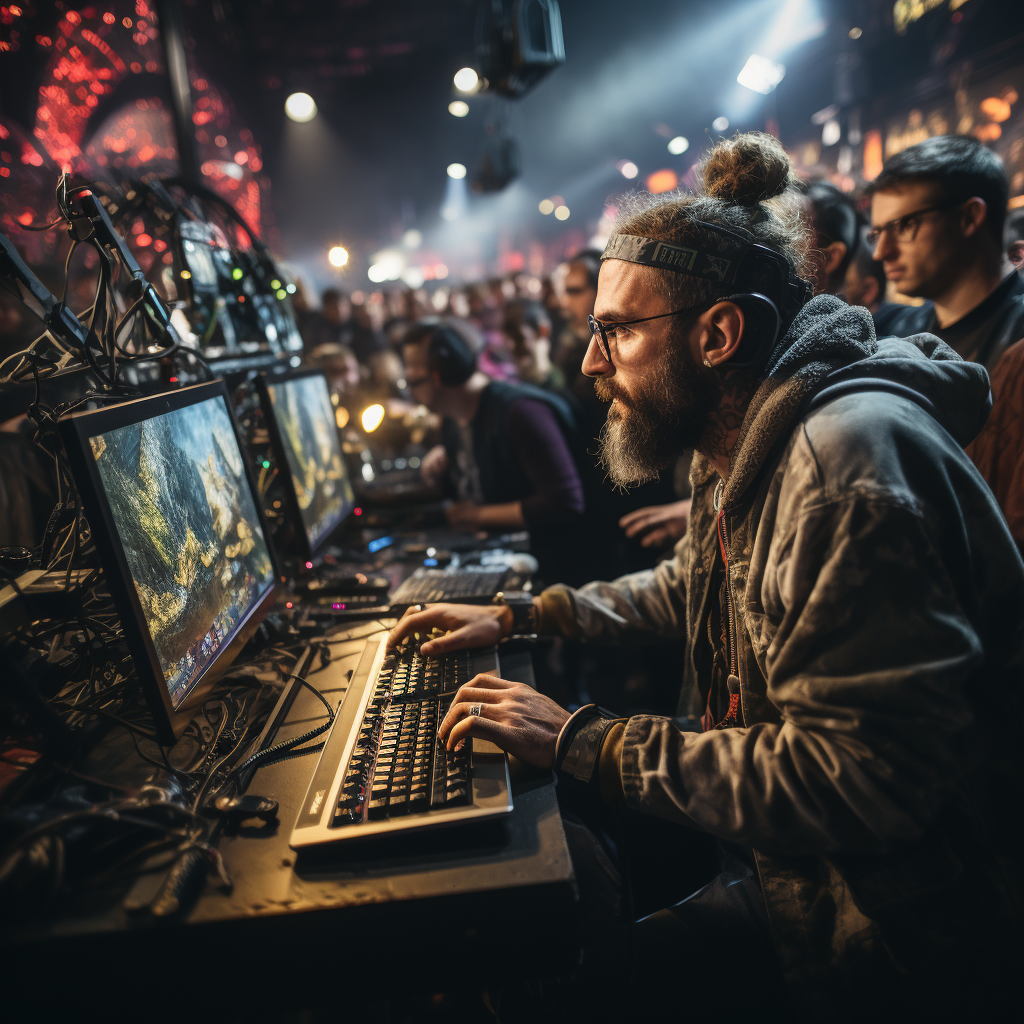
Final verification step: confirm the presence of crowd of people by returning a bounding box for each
[296,132,1024,576]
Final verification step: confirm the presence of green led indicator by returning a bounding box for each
[270,279,281,290]
[276,289,287,300]
[232,267,243,280]
[261,459,271,469]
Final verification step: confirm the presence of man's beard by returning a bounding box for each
[595,339,720,488]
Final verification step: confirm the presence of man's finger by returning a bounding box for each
[445,713,511,752]
[618,506,657,529]
[439,682,510,736]
[641,527,670,548]
[438,699,497,743]
[461,672,511,693]
[419,625,478,656]
[386,606,434,648]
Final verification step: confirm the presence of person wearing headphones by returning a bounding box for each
[402,318,593,585]
[389,133,1021,1019]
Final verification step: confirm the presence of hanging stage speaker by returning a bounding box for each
[471,133,521,193]
[475,0,565,99]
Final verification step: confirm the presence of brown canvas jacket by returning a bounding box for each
[537,294,1024,1019]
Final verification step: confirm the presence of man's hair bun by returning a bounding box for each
[700,132,796,205]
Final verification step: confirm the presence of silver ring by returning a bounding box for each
[469,703,482,717]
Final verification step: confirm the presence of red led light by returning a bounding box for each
[305,561,313,569]
[136,232,151,246]
[167,376,179,382]
[354,507,362,516]
[285,601,293,609]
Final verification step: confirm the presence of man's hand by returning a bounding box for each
[619,498,691,549]
[438,674,571,768]
[387,603,513,655]
[444,501,480,528]
[419,444,448,487]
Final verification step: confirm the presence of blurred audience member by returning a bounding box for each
[1007,208,1024,272]
[503,298,565,390]
[803,180,861,295]
[843,226,910,336]
[554,250,601,398]
[966,337,1024,553]
[289,279,322,351]
[867,134,1024,369]
[401,318,593,584]
[348,299,386,364]
[541,274,568,342]
[309,342,361,395]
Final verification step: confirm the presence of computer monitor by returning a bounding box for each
[255,369,356,561]
[60,382,280,743]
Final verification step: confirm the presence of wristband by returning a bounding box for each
[555,704,622,784]
[493,590,536,636]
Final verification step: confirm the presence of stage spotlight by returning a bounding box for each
[554,205,570,220]
[368,265,387,283]
[447,162,467,179]
[737,54,786,95]
[667,136,689,155]
[285,92,317,122]
[453,67,479,92]
[618,160,639,179]
[361,404,386,433]
[647,169,678,194]
[449,100,470,117]
[328,245,349,268]
[821,119,841,146]
[539,199,555,215]
[712,116,730,132]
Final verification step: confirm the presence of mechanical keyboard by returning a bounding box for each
[291,628,512,846]
[390,566,515,608]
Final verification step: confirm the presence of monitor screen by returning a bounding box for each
[265,373,355,553]
[86,394,276,708]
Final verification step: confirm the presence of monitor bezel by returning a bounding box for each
[59,380,281,745]
[254,368,354,562]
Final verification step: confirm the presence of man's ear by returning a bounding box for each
[823,240,848,280]
[700,301,746,368]
[960,197,989,240]
[863,275,881,309]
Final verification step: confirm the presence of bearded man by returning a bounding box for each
[389,133,1022,1020]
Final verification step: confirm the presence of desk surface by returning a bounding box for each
[2,636,577,1018]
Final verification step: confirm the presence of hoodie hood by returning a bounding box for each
[711,293,992,506]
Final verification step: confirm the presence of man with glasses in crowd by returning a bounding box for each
[866,134,1024,367]
[868,135,1024,551]
[390,132,1021,1019]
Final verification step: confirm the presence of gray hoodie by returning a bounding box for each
[537,294,1023,1019]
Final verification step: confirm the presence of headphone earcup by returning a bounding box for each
[429,328,476,385]
[727,292,782,369]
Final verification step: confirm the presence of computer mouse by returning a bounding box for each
[507,553,538,574]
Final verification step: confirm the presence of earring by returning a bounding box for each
[703,358,712,368]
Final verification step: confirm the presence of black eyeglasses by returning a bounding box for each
[866,199,963,248]
[588,299,715,364]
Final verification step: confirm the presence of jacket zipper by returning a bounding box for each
[714,480,742,728]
